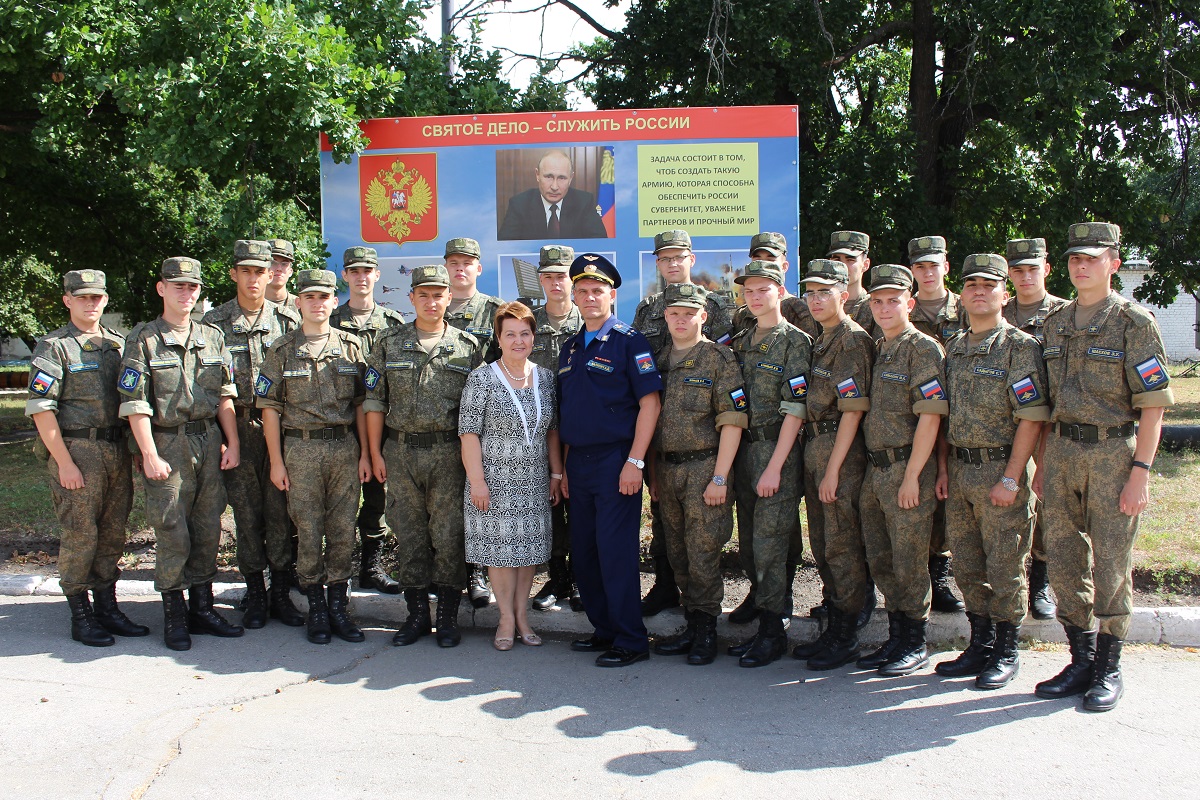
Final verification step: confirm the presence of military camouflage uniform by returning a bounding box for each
[654,339,748,616]
[1041,293,1174,638]
[364,323,483,589]
[118,318,236,593]
[730,318,812,615]
[944,322,1049,624]
[202,297,299,576]
[255,328,367,586]
[859,325,948,621]
[445,292,503,362]
[803,317,874,616]
[27,322,132,596]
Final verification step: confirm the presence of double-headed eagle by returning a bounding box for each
[365,159,433,244]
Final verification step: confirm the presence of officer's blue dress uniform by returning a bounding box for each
[558,300,662,655]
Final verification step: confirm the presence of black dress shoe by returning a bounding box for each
[568,585,585,612]
[570,635,614,652]
[531,582,559,612]
[596,647,650,667]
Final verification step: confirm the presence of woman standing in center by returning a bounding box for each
[460,302,563,650]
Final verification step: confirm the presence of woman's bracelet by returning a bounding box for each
[550,473,563,480]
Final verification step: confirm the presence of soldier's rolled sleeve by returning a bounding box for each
[117,338,153,418]
[777,334,812,420]
[1124,312,1175,409]
[1008,336,1051,422]
[25,352,64,416]
[363,344,388,413]
[712,352,748,429]
[350,348,367,406]
[253,343,285,413]
[779,400,806,419]
[838,396,871,413]
[909,338,949,416]
[836,338,873,413]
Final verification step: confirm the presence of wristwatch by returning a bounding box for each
[1000,476,1020,493]
[626,457,645,470]
[711,475,726,487]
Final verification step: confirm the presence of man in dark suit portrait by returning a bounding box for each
[498,150,609,240]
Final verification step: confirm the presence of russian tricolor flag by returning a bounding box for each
[599,146,616,237]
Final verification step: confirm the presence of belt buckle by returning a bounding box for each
[321,427,334,441]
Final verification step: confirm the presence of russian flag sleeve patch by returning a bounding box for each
[918,378,945,401]
[1011,375,1040,405]
[1135,356,1166,390]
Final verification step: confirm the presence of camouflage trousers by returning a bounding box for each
[143,424,226,593]
[733,438,801,615]
[226,416,291,575]
[802,431,869,615]
[860,457,936,621]
[945,458,1034,625]
[1031,499,1047,562]
[359,475,388,541]
[48,438,133,596]
[929,499,949,558]
[283,436,360,587]
[657,457,733,617]
[1043,434,1139,638]
[384,437,467,589]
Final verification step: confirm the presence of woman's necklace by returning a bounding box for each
[499,357,529,385]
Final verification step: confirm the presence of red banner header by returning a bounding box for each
[320,105,798,152]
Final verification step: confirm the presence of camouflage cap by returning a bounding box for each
[343,246,379,270]
[1063,222,1121,258]
[827,230,870,257]
[735,259,785,287]
[662,282,707,309]
[538,245,574,273]
[802,259,849,286]
[161,257,204,285]
[63,269,107,296]
[569,253,621,288]
[444,237,481,259]
[961,253,1008,282]
[654,229,692,253]
[233,239,272,269]
[748,231,787,257]
[296,269,338,295]
[269,239,295,261]
[410,264,451,288]
[1006,238,1048,267]
[908,235,948,263]
[868,264,914,293]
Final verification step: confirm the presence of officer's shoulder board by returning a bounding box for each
[611,322,636,336]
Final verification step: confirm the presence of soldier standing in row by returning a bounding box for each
[366,264,484,648]
[265,239,299,310]
[202,240,303,629]
[825,230,878,338]
[529,245,585,612]
[1035,223,1174,712]
[732,232,800,336]
[1003,237,1068,621]
[330,246,405,595]
[119,257,242,651]
[28,269,145,646]
[936,254,1048,689]
[649,283,747,666]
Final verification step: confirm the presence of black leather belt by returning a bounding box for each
[867,445,912,469]
[806,419,840,437]
[284,425,349,441]
[1056,421,1136,443]
[152,420,212,436]
[61,426,124,443]
[235,406,262,422]
[389,428,458,449]
[746,422,782,442]
[660,447,719,465]
[954,445,1011,466]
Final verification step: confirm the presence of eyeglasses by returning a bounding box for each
[803,288,839,300]
[656,255,692,266]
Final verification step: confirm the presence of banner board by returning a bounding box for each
[319,106,799,321]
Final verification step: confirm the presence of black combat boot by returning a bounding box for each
[1028,559,1056,620]
[930,555,965,612]
[857,610,905,669]
[327,582,365,642]
[727,630,758,657]
[936,612,995,677]
[268,569,305,626]
[241,572,269,629]
[467,565,491,609]
[568,582,585,612]
[161,590,191,651]
[358,536,400,594]
[92,583,149,637]
[654,610,697,656]
[187,583,245,637]
[305,584,332,644]
[739,613,787,668]
[856,579,877,630]
[807,606,861,671]
[393,589,433,646]
[792,607,838,660]
[1082,634,1123,712]
[1035,626,1097,699]
[435,586,463,647]
[727,588,759,625]
[640,556,680,617]
[67,592,114,647]
[976,621,1020,689]
[687,612,718,666]
[879,616,929,676]
[532,557,569,611]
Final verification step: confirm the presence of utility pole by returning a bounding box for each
[442,0,456,77]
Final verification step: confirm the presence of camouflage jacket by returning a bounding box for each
[254,328,366,430]
[807,317,874,423]
[729,319,813,428]
[26,322,126,430]
[653,339,748,454]
[363,323,483,433]
[862,325,948,452]
[118,318,235,425]
[202,298,299,409]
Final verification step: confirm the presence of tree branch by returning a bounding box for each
[824,20,914,69]
[552,0,618,40]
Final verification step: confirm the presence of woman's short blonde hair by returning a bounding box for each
[494,301,536,335]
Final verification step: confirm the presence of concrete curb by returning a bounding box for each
[5,574,1198,647]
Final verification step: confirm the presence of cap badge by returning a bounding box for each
[1074,224,1090,238]
[80,270,95,282]
[179,261,192,273]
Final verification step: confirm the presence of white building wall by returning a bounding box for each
[1117,267,1200,362]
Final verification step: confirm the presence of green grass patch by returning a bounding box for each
[0,395,32,435]
[1165,364,1200,425]
[1136,449,1200,575]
